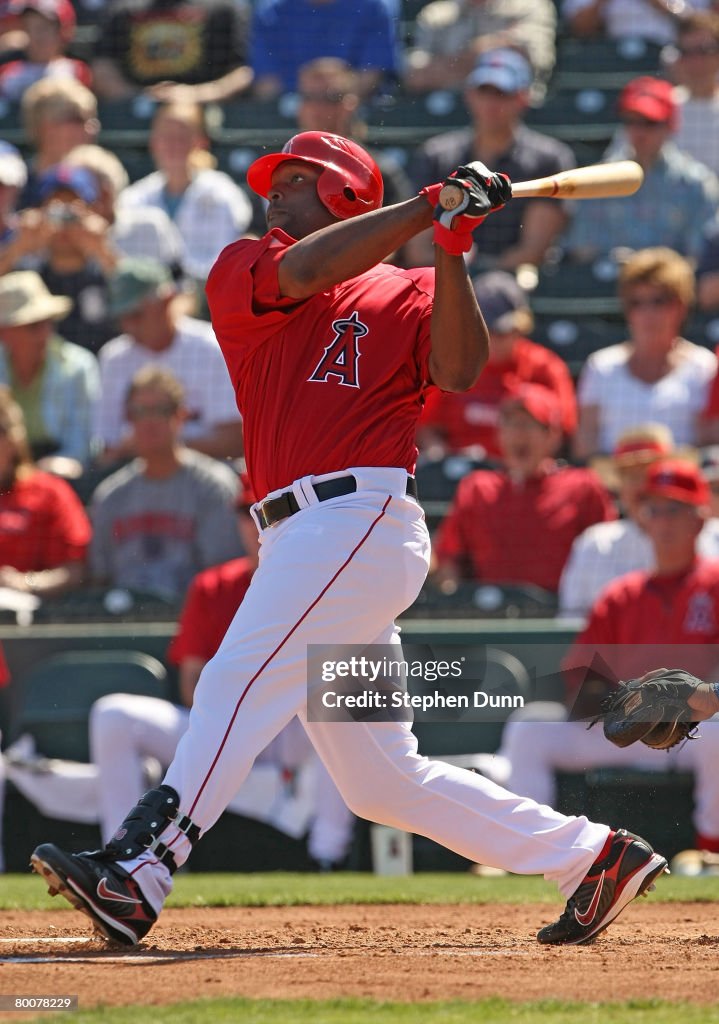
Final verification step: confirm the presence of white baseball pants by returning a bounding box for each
[89,695,354,863]
[120,468,609,911]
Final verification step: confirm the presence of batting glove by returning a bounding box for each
[420,163,512,255]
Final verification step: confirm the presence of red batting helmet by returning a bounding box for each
[246,131,384,221]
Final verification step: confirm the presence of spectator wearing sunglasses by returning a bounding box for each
[573,247,716,459]
[561,75,719,264]
[89,366,242,602]
[668,12,719,178]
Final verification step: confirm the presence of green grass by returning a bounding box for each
[28,999,719,1024]
[4,870,719,912]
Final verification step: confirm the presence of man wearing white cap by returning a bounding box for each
[406,47,575,272]
[0,270,100,471]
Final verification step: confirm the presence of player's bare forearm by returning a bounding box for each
[278,197,434,298]
[429,247,488,392]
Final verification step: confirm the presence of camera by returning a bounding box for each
[45,202,79,226]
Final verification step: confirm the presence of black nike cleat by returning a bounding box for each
[31,843,156,946]
[537,829,668,945]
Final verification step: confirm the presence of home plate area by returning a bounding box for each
[1,904,717,1011]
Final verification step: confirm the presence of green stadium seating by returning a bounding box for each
[12,649,170,761]
[553,37,664,90]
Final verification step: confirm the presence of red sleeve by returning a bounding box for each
[167,566,252,665]
[0,641,10,689]
[537,353,577,436]
[206,230,308,361]
[167,574,221,665]
[432,476,483,568]
[561,589,620,699]
[43,477,92,566]
[418,386,446,429]
[74,60,93,89]
[701,353,719,418]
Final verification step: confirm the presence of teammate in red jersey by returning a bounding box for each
[31,131,667,949]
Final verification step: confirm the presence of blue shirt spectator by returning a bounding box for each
[0,271,100,470]
[251,0,399,99]
[562,76,719,264]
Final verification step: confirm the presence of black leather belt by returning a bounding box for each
[257,474,418,529]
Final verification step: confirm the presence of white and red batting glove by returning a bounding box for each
[420,162,512,255]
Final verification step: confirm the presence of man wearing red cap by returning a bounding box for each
[0,0,91,102]
[562,75,719,264]
[433,382,614,593]
[501,457,719,857]
[559,425,719,617]
[32,131,669,950]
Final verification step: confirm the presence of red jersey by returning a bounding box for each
[0,642,10,689]
[701,351,719,419]
[420,337,577,458]
[433,462,615,592]
[167,556,255,665]
[0,470,91,571]
[206,229,434,498]
[564,558,719,697]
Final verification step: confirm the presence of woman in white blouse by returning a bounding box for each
[117,102,253,284]
[573,246,716,459]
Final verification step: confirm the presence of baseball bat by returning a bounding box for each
[437,160,644,210]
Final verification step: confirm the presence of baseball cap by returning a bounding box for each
[472,271,528,333]
[38,164,99,204]
[9,0,75,30]
[108,258,174,318]
[641,458,709,507]
[0,142,27,188]
[499,382,560,428]
[618,76,678,128]
[465,48,533,94]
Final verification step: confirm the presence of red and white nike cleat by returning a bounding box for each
[537,828,668,945]
[31,843,157,946]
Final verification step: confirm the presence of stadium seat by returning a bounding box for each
[97,97,157,147]
[411,646,531,756]
[525,87,620,149]
[406,581,558,620]
[366,90,467,143]
[12,649,170,761]
[415,452,490,502]
[31,587,181,625]
[528,258,623,317]
[531,315,627,375]
[207,96,299,146]
[552,37,664,90]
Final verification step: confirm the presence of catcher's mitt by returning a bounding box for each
[589,668,703,750]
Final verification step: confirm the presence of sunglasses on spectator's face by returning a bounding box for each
[127,402,177,421]
[300,91,346,104]
[625,293,675,311]
[678,42,719,56]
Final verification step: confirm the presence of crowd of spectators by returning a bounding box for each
[5,0,719,870]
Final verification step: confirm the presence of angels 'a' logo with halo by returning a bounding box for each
[308,310,367,388]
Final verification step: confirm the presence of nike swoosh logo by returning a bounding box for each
[97,877,142,904]
[574,870,606,927]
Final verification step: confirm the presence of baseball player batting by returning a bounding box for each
[31,133,667,946]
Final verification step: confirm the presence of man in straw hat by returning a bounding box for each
[0,270,99,472]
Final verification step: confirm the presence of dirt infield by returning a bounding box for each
[1,902,717,1013]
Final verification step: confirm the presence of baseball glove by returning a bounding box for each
[589,668,702,750]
